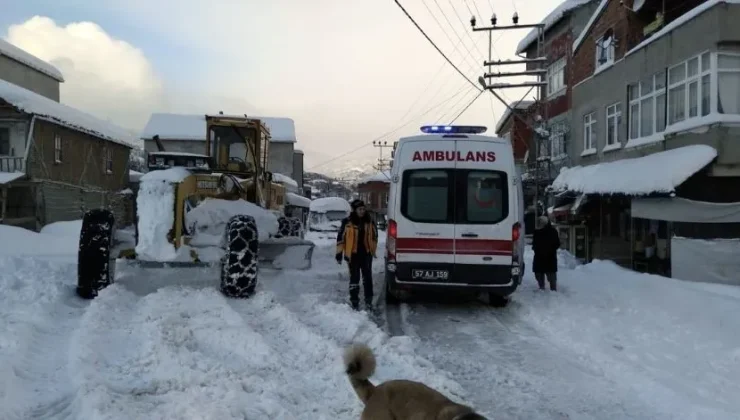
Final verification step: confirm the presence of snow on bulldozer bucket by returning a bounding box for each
[76,168,315,300]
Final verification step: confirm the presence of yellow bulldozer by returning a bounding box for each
[76,114,314,300]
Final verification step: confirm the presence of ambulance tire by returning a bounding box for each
[77,209,116,299]
[220,215,259,299]
[488,292,509,308]
[384,272,400,305]
[275,216,291,238]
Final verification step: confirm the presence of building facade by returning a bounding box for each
[554,0,740,283]
[356,172,390,218]
[0,38,63,101]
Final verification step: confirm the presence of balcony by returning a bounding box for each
[0,156,25,173]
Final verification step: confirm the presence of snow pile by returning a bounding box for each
[185,198,279,242]
[310,197,351,213]
[140,113,297,143]
[551,144,717,195]
[0,79,137,148]
[272,172,298,188]
[286,192,311,208]
[135,168,192,261]
[0,225,79,258]
[0,38,64,82]
[39,220,82,238]
[359,171,390,184]
[0,172,25,185]
[129,170,143,183]
[517,0,595,53]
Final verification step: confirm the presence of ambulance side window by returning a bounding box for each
[460,170,508,224]
[401,169,451,223]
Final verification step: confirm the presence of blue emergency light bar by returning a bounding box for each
[420,125,488,134]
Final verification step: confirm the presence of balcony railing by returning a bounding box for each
[0,156,25,173]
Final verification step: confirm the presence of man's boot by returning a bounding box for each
[350,300,360,311]
[548,273,557,292]
[535,273,545,290]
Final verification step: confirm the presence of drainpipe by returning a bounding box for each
[22,115,36,174]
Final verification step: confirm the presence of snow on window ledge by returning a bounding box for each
[664,113,740,137]
[580,148,597,157]
[625,133,665,149]
[551,153,569,162]
[594,61,615,76]
[547,88,567,100]
[602,142,622,153]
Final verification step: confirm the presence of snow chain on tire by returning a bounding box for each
[275,216,304,238]
[220,214,259,298]
[77,209,116,299]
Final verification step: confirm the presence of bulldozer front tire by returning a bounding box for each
[220,214,259,298]
[77,209,116,299]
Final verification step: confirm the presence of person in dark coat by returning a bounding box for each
[336,199,378,310]
[532,215,560,291]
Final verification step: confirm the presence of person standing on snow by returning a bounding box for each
[336,199,378,310]
[532,215,560,291]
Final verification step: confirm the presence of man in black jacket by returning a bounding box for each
[532,215,560,291]
[336,199,378,310]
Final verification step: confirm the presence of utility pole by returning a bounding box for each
[372,140,393,172]
[470,12,549,217]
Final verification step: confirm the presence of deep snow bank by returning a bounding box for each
[185,198,278,242]
[0,225,79,257]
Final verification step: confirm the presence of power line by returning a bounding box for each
[435,84,476,123]
[449,89,485,124]
[394,0,481,92]
[306,86,470,171]
[422,0,480,69]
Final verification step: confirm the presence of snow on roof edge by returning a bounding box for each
[0,38,64,82]
[572,0,609,53]
[0,79,136,148]
[551,145,717,195]
[359,171,391,184]
[516,0,595,54]
[495,100,534,134]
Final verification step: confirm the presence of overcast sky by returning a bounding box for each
[2,0,559,170]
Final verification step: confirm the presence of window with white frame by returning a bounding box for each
[595,30,615,70]
[628,71,666,140]
[54,134,62,163]
[605,102,622,146]
[583,112,596,151]
[717,53,740,115]
[668,51,711,125]
[547,57,566,97]
[104,148,113,174]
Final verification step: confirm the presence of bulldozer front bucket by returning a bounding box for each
[258,237,316,270]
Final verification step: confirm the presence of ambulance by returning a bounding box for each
[384,125,525,306]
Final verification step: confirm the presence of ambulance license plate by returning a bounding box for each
[412,269,449,280]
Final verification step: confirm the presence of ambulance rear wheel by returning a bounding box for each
[384,272,400,305]
[220,215,259,298]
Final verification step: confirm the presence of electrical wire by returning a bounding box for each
[426,0,484,68]
[449,89,485,124]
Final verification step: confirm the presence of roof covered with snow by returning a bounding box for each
[140,113,297,143]
[0,38,64,82]
[495,100,534,134]
[551,145,717,195]
[140,167,192,183]
[0,79,136,148]
[286,192,311,208]
[358,171,390,184]
[0,172,25,185]
[517,0,596,54]
[309,196,351,213]
[272,172,298,188]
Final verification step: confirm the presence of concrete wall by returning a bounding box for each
[292,150,304,190]
[570,3,740,167]
[0,55,60,101]
[268,141,294,179]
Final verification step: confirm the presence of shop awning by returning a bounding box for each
[551,145,717,196]
[632,197,740,223]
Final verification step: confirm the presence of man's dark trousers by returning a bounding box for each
[349,253,373,307]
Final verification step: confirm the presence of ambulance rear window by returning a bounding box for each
[460,170,508,224]
[401,170,450,223]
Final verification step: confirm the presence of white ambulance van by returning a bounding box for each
[384,125,525,306]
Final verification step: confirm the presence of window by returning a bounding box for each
[402,169,450,223]
[104,148,113,174]
[0,127,9,155]
[54,134,62,163]
[547,57,566,96]
[595,30,615,70]
[549,122,568,158]
[668,52,711,124]
[717,53,740,115]
[628,71,666,139]
[462,170,508,224]
[583,112,596,151]
[605,102,622,146]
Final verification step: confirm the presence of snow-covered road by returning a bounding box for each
[1,225,739,419]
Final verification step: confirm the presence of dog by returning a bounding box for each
[343,343,488,420]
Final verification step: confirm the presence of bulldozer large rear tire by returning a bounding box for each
[77,209,116,299]
[220,214,259,298]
